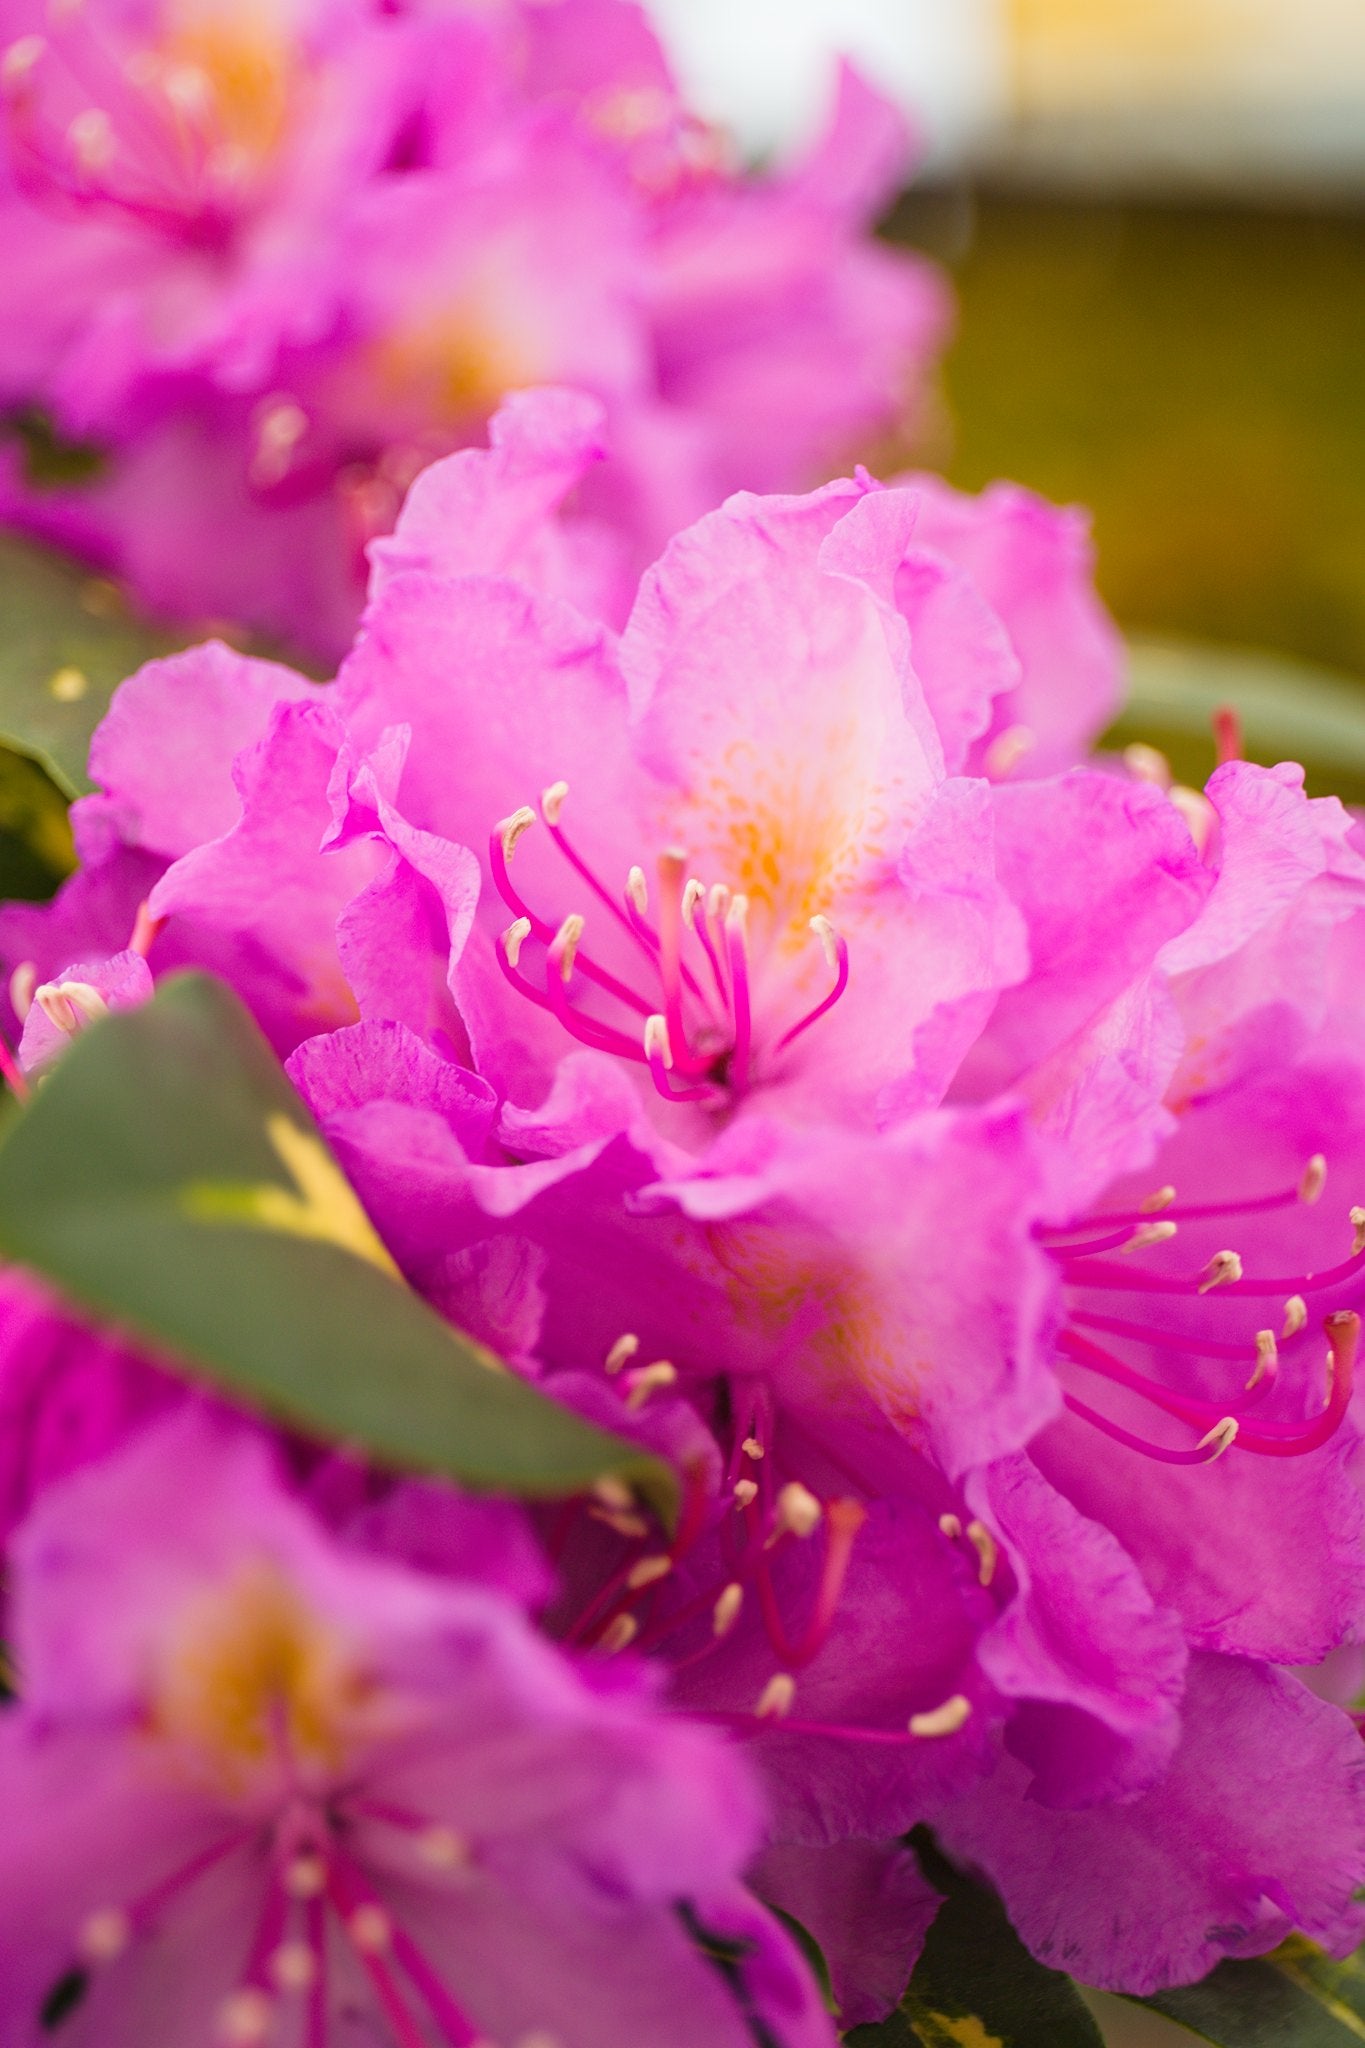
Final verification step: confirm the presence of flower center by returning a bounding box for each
[152,1560,374,1787]
[491,782,849,1106]
[1040,1155,1363,1464]
[1,4,292,239]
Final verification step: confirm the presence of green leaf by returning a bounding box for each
[0,744,76,902]
[845,1832,1104,2048]
[0,972,675,1518]
[0,530,179,798]
[1110,637,1365,806]
[1135,1936,1365,2046]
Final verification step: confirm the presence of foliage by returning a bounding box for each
[0,974,674,1517]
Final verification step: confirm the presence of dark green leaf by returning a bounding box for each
[1136,1936,1365,2046]
[0,973,674,1517]
[1109,638,1365,806]
[845,1832,1104,2048]
[0,745,76,902]
[5,407,107,491]
[0,531,179,797]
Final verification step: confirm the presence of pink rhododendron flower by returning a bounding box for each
[4,397,1365,2014]
[0,1407,836,2047]
[0,0,947,654]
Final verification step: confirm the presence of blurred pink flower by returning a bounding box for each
[0,0,947,655]
[0,1407,836,2047]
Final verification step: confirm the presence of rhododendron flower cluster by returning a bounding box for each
[0,0,946,656]
[3,391,1365,2042]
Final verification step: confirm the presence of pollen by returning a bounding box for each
[153,1561,373,1785]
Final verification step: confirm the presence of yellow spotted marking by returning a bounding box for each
[154,1560,373,1784]
[706,1223,921,1424]
[183,1114,399,1276]
[164,5,294,164]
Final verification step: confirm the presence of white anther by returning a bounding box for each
[1283,1294,1309,1339]
[626,865,649,914]
[8,961,35,1021]
[741,1436,765,1461]
[218,1989,274,2045]
[706,882,730,926]
[773,1482,822,1540]
[270,1941,318,1992]
[161,59,213,116]
[725,892,750,940]
[1351,1206,1365,1256]
[938,1512,962,1541]
[909,1694,973,1739]
[551,914,584,982]
[592,1476,634,1511]
[1199,1249,1243,1294]
[2,35,45,87]
[68,106,113,169]
[1300,1154,1328,1205]
[604,1333,639,1375]
[733,1478,758,1508]
[625,1360,677,1410]
[1120,1220,1177,1254]
[1247,1330,1278,1391]
[497,806,537,861]
[713,1582,744,1636]
[417,1825,470,1870]
[284,1853,327,1899]
[965,1520,998,1587]
[254,397,307,454]
[1122,742,1172,789]
[249,399,308,486]
[982,723,1037,780]
[626,1554,672,1591]
[79,1907,131,1962]
[597,1613,639,1655]
[1196,1416,1239,1459]
[35,979,107,1035]
[755,1672,795,1720]
[348,1904,391,1954]
[643,1014,673,1069]
[588,1506,650,1539]
[540,780,569,825]
[809,913,840,973]
[1140,1184,1177,1213]
[681,878,705,929]
[1169,784,1217,855]
[501,917,532,969]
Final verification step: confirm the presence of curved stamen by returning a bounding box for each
[1061,1236,1365,1299]
[542,784,703,1002]
[776,916,849,1051]
[1060,1312,1356,1462]
[329,1847,482,2047]
[1063,1393,1239,1465]
[1068,1307,1288,1363]
[724,895,753,1094]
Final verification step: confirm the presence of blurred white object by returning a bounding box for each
[643,0,1007,167]
[645,0,1365,191]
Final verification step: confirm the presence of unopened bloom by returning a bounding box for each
[0,1408,835,2048]
[0,1,946,653]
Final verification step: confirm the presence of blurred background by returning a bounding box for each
[648,0,1365,796]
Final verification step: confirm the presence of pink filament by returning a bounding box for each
[329,1849,484,2048]
[489,802,850,1100]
